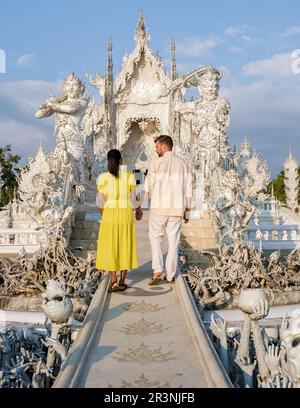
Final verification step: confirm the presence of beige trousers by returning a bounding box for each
[148,213,182,280]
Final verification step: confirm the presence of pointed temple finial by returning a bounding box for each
[106,37,113,81]
[170,37,177,81]
[105,37,114,111]
[135,11,150,48]
[38,138,44,153]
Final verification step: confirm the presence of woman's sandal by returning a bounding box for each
[109,280,119,293]
[118,281,128,291]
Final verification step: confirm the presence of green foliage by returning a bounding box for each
[268,168,300,204]
[0,145,21,208]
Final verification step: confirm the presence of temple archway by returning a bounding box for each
[120,117,161,172]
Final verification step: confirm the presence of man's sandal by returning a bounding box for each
[148,272,164,285]
[163,276,175,284]
[109,280,119,293]
[118,281,128,291]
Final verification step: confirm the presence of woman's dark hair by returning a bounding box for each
[107,149,122,177]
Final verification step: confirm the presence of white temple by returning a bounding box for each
[0,12,299,254]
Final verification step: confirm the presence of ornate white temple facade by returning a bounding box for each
[0,13,299,254]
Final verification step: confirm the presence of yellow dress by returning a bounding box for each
[96,168,138,271]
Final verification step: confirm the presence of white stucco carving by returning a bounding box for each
[284,150,299,212]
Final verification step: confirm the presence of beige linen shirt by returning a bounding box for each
[143,151,193,216]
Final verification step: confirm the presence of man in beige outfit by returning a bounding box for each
[142,135,193,284]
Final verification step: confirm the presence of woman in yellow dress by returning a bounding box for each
[96,149,143,292]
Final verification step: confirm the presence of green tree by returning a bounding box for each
[0,145,21,208]
[268,168,300,204]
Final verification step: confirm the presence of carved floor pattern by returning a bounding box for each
[107,373,182,388]
[123,300,165,313]
[120,318,169,336]
[112,341,174,365]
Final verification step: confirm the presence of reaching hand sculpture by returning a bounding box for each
[265,374,293,388]
[237,294,270,382]
[234,355,257,388]
[265,344,281,377]
[210,315,229,373]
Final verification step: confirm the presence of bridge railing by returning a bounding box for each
[0,229,41,253]
[246,224,300,250]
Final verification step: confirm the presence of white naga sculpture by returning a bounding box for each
[283,149,299,212]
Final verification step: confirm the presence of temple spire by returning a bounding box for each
[170,38,177,81]
[106,37,113,83]
[134,11,150,48]
[105,37,115,148]
[105,37,113,105]
[271,184,275,199]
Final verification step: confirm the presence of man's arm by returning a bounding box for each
[141,162,154,209]
[183,164,193,223]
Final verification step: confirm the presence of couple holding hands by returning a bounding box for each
[96,135,193,292]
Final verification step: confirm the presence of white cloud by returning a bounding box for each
[0,80,60,115]
[218,65,237,85]
[281,26,300,37]
[242,52,295,77]
[16,53,35,66]
[219,73,300,176]
[224,27,242,37]
[176,36,223,58]
[224,26,257,44]
[0,80,60,162]
[228,46,244,54]
[0,119,53,163]
[241,35,257,44]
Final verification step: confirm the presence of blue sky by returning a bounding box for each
[1,0,300,176]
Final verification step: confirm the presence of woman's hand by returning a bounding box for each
[135,207,143,221]
[183,208,191,223]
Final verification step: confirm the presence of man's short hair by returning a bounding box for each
[154,135,173,149]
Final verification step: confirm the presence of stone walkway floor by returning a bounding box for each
[77,211,207,388]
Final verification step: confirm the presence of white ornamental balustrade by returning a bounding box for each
[0,229,41,253]
[246,224,300,250]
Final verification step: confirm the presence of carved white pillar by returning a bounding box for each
[284,150,299,212]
